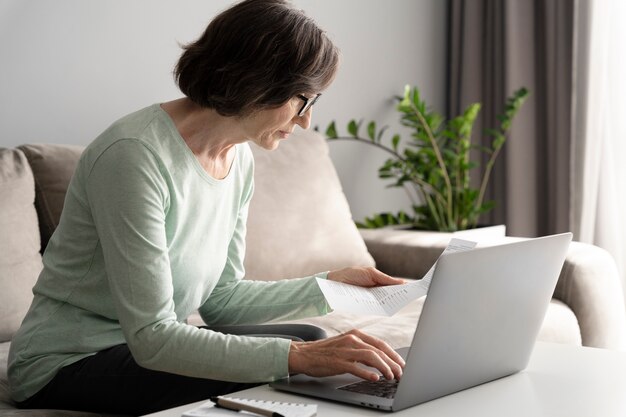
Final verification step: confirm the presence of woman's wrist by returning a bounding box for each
[288,340,306,374]
[314,271,329,280]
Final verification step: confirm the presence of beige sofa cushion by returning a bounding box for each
[18,144,84,251]
[0,149,42,342]
[245,129,375,280]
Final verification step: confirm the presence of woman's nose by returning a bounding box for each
[294,109,312,129]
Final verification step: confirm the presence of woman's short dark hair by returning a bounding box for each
[174,0,340,117]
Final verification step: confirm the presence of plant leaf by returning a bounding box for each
[367,121,377,141]
[392,134,401,152]
[398,85,412,112]
[325,121,338,139]
[348,120,359,137]
[377,125,389,142]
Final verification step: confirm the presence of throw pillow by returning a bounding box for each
[18,144,84,251]
[0,149,42,342]
[245,128,375,280]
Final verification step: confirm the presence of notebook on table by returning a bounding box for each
[182,396,317,417]
[270,233,572,412]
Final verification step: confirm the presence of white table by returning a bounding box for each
[143,342,626,417]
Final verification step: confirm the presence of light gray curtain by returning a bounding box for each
[446,0,574,237]
[571,0,626,303]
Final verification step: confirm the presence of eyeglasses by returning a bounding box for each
[297,93,321,117]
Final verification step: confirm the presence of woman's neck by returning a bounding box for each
[160,98,244,178]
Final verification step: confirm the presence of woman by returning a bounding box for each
[8,0,405,414]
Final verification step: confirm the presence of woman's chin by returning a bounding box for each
[252,138,281,151]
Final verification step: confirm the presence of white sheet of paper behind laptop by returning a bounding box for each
[316,238,477,316]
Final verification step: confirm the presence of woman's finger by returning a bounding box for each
[339,332,402,380]
[348,329,406,369]
[368,268,406,286]
[349,348,395,380]
[337,357,382,381]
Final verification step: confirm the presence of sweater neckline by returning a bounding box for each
[153,103,237,186]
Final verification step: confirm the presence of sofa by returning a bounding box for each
[2,128,626,416]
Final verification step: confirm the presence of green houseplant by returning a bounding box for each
[321,85,529,232]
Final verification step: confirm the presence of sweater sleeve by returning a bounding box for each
[85,139,293,382]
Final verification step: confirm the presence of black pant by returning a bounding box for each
[18,324,326,416]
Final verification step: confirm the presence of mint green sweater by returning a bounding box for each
[8,104,329,402]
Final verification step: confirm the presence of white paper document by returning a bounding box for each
[316,238,477,316]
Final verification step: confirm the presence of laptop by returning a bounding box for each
[270,233,573,412]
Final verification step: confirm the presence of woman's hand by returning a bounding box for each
[288,329,405,381]
[327,266,405,288]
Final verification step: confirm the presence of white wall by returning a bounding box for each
[0,0,447,222]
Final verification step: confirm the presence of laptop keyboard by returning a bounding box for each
[338,379,399,399]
